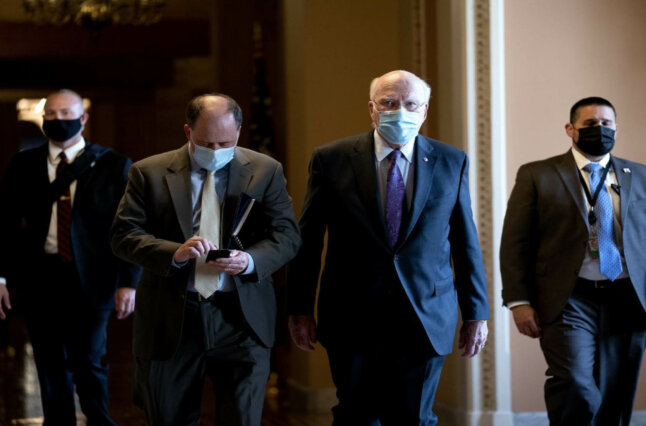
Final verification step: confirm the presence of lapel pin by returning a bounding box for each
[623,168,631,173]
[423,157,428,162]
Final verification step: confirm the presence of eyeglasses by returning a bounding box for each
[372,98,426,112]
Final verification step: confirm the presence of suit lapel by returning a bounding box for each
[73,143,98,203]
[610,156,633,225]
[223,149,253,246]
[554,152,589,226]
[349,133,389,246]
[35,144,51,191]
[165,147,193,240]
[399,136,437,246]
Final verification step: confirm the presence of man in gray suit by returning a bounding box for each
[110,93,301,425]
[501,97,646,426]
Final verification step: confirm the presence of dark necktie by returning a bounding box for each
[56,152,73,263]
[584,163,622,280]
[385,150,405,247]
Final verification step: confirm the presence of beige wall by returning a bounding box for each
[505,0,646,412]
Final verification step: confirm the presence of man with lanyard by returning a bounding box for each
[501,97,646,426]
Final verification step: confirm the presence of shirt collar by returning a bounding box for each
[48,137,86,163]
[570,147,611,171]
[373,129,415,163]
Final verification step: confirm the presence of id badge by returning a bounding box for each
[589,235,599,260]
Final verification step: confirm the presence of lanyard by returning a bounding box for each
[577,164,611,226]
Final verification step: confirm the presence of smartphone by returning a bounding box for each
[206,249,231,262]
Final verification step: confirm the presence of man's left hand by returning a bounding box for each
[210,250,249,275]
[458,320,488,357]
[114,288,136,319]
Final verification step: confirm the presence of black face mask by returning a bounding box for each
[42,118,83,142]
[576,126,615,156]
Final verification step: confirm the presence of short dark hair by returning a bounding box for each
[570,96,616,124]
[185,93,243,129]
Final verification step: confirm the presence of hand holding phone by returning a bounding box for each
[206,249,231,262]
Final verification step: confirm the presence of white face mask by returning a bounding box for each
[192,143,235,171]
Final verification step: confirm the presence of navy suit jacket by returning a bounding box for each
[287,132,489,355]
[501,151,646,322]
[0,142,140,309]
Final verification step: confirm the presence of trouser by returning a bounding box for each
[26,255,114,426]
[540,278,646,426]
[134,291,271,426]
[325,281,444,426]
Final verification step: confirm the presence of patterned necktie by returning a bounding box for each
[584,163,623,280]
[56,152,73,263]
[385,150,405,247]
[194,171,221,298]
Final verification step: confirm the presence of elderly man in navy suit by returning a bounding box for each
[0,89,140,425]
[287,70,490,425]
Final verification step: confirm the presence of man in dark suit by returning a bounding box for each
[0,89,140,425]
[501,97,646,426]
[110,93,301,425]
[287,70,490,425]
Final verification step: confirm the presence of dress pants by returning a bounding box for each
[324,282,444,426]
[540,278,646,426]
[26,255,113,426]
[134,291,271,426]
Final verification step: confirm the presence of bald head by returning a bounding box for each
[369,70,431,103]
[44,89,85,119]
[185,93,243,130]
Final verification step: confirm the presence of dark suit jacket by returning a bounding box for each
[0,142,140,309]
[110,145,301,361]
[287,132,490,355]
[501,151,646,323]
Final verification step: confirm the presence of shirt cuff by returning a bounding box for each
[0,277,6,286]
[171,259,188,269]
[242,253,255,275]
[506,300,530,309]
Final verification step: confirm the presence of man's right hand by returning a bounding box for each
[288,315,318,351]
[511,304,542,338]
[173,236,217,264]
[0,285,11,320]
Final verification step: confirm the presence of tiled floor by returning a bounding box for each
[0,313,332,426]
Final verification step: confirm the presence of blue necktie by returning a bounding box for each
[585,163,623,280]
[385,150,405,247]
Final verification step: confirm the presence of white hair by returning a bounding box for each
[369,70,431,102]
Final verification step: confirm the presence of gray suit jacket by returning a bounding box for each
[501,150,646,323]
[111,145,301,360]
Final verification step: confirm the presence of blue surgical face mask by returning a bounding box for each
[377,109,422,145]
[192,143,235,171]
